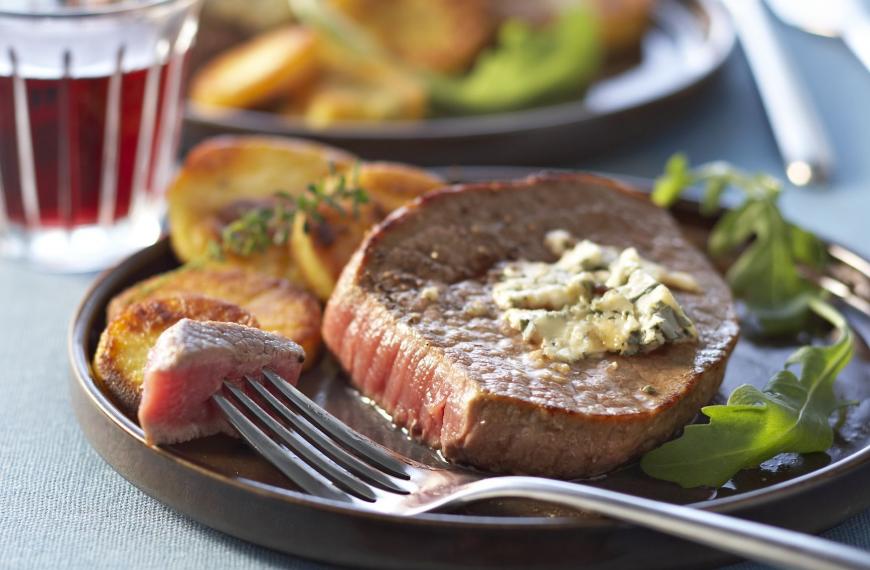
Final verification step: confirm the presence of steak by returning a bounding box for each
[322,173,739,478]
[139,319,305,445]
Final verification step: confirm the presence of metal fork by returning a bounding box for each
[212,370,870,570]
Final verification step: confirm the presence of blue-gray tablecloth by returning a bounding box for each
[2,9,869,570]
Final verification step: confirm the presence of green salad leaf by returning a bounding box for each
[641,299,853,488]
[652,155,828,334]
[641,155,856,488]
[427,7,602,114]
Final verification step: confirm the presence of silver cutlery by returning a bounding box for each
[767,0,870,74]
[213,368,870,570]
[721,0,833,186]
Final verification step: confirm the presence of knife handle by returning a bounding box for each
[724,0,833,185]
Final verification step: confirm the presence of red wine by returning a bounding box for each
[0,56,186,228]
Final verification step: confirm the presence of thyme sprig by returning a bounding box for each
[214,165,368,258]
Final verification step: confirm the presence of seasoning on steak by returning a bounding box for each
[322,173,739,479]
[139,319,305,445]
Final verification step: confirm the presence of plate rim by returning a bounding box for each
[68,170,870,533]
[183,0,736,142]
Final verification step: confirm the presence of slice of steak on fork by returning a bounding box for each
[139,319,305,445]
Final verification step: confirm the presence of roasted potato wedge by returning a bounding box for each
[291,163,444,299]
[327,0,495,73]
[94,295,258,413]
[108,264,323,367]
[190,26,319,109]
[167,136,355,283]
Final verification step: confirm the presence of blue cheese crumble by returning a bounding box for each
[492,231,701,362]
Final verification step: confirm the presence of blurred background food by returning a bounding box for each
[190,0,654,127]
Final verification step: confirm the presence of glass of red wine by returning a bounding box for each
[0,0,202,272]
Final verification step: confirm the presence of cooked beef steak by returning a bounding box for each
[322,173,739,478]
[139,319,305,445]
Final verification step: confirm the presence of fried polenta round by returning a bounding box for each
[107,264,323,368]
[166,135,356,284]
[94,295,258,413]
[190,26,319,109]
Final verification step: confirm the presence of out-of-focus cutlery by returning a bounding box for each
[722,0,833,186]
[767,0,870,74]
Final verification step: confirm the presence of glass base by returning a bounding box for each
[0,205,162,273]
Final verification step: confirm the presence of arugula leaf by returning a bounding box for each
[641,300,853,488]
[652,154,828,334]
[642,155,856,488]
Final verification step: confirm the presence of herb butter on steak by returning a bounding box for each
[322,173,739,478]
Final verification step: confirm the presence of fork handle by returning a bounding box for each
[445,476,870,570]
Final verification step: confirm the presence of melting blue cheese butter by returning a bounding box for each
[492,231,701,361]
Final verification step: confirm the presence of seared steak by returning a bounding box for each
[139,319,305,445]
[323,173,739,478]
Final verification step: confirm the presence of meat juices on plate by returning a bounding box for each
[138,319,305,445]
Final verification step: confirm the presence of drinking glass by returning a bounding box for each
[0,0,202,272]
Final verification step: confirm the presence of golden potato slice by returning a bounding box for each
[108,264,323,367]
[291,201,384,300]
[302,76,427,126]
[357,161,445,211]
[291,163,444,299]
[94,295,258,413]
[283,33,428,125]
[328,0,495,73]
[590,0,654,57]
[167,136,356,283]
[190,26,319,109]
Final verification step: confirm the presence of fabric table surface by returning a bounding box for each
[2,9,870,570]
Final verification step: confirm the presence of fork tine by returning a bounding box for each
[818,275,870,315]
[246,378,410,494]
[213,393,354,503]
[223,383,378,501]
[263,369,410,478]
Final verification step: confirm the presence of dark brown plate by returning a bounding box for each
[69,168,870,570]
[183,0,735,165]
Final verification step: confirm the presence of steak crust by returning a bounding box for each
[323,173,739,478]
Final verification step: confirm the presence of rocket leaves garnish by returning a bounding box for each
[214,165,368,258]
[652,154,828,334]
[642,155,856,488]
[641,299,853,488]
